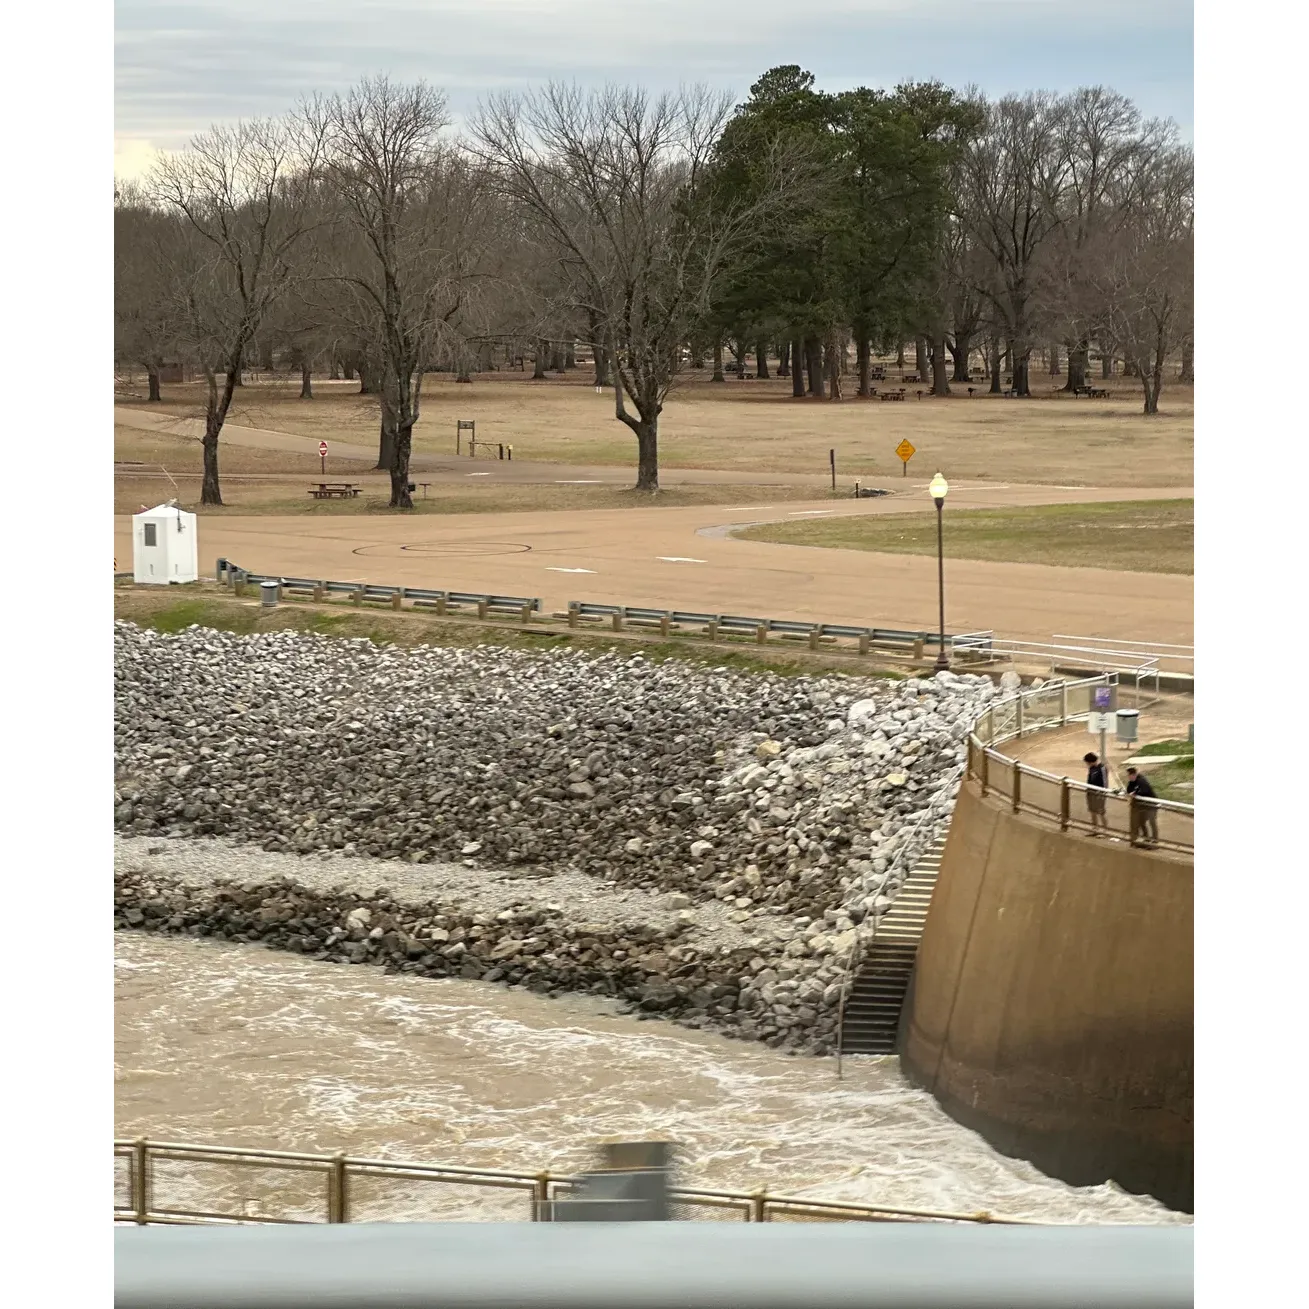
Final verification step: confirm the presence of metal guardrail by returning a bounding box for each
[115,1223,1196,1309]
[113,1139,1032,1227]
[966,675,1194,855]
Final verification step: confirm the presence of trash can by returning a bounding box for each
[260,580,280,608]
[1116,708,1140,746]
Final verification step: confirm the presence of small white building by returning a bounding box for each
[132,503,199,585]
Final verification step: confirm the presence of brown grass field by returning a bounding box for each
[738,500,1194,575]
[115,364,1193,489]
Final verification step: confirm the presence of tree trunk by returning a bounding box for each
[328,356,341,381]
[896,341,906,368]
[824,335,841,400]
[790,337,805,396]
[299,363,313,399]
[533,341,548,380]
[593,346,610,388]
[949,335,972,382]
[1048,342,1061,375]
[805,336,825,398]
[1065,341,1088,392]
[200,365,239,506]
[358,358,380,394]
[932,329,951,396]
[778,341,790,377]
[1013,350,1031,397]
[1102,352,1114,379]
[914,337,929,379]
[390,421,415,508]
[712,339,725,382]
[376,416,396,472]
[856,336,871,396]
[689,342,705,370]
[1180,337,1193,383]
[988,336,1003,394]
[634,419,659,492]
[146,366,162,402]
[755,340,770,380]
[550,345,565,372]
[258,341,274,372]
[342,362,355,381]
[565,342,576,369]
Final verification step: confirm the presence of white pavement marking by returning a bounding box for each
[787,510,834,516]
[545,567,597,574]
[657,556,707,564]
[554,479,606,484]
[466,472,491,477]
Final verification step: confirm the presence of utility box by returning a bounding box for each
[132,503,198,585]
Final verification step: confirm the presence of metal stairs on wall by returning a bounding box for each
[839,836,948,1056]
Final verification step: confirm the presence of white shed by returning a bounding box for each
[132,503,199,585]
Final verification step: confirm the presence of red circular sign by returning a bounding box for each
[318,441,328,455]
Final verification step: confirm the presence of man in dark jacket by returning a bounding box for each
[1125,766,1158,846]
[1083,752,1108,837]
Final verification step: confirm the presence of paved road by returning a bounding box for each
[112,492,1193,648]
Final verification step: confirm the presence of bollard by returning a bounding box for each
[312,585,324,602]
[611,612,623,633]
[568,604,579,630]
[659,615,670,638]
[858,632,870,655]
[808,628,820,651]
[912,637,924,661]
[436,596,448,617]
[707,620,719,642]
[351,588,363,607]
[476,599,489,619]
[507,445,513,461]
[519,603,532,624]
[755,625,767,645]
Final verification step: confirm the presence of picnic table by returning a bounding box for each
[903,373,921,383]
[1072,385,1110,399]
[878,388,907,402]
[308,483,361,499]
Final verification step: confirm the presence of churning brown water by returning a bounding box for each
[115,933,1185,1225]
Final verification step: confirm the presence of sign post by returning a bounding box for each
[830,448,836,491]
[896,438,916,477]
[318,441,328,477]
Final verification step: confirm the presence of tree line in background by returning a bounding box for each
[114,68,1193,506]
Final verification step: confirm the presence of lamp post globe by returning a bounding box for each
[930,472,949,670]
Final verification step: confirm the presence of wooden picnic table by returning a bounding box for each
[1072,385,1110,399]
[878,389,907,402]
[308,483,361,499]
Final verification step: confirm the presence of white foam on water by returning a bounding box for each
[115,934,1187,1226]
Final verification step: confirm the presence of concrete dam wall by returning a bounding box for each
[900,780,1193,1212]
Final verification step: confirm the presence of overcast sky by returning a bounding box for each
[114,0,1193,177]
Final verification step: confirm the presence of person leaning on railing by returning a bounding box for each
[1124,766,1159,848]
[1082,752,1109,838]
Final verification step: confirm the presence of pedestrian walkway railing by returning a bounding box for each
[112,1139,1033,1227]
[966,675,1193,855]
[952,636,1167,702]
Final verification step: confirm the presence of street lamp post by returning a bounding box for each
[929,472,950,671]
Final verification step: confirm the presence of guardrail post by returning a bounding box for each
[755,624,766,645]
[351,587,363,607]
[912,636,924,661]
[808,628,820,652]
[567,603,579,630]
[133,1138,149,1225]
[751,1189,768,1223]
[1012,766,1022,814]
[611,612,623,633]
[858,632,870,655]
[533,1172,551,1222]
[707,620,719,642]
[1060,779,1071,830]
[477,599,489,620]
[327,1152,348,1223]
[436,596,448,617]
[980,748,989,796]
[390,592,402,611]
[313,584,324,602]
[520,603,532,625]
[659,615,670,638]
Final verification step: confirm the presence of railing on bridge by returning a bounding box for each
[113,1139,1031,1227]
[966,675,1194,855]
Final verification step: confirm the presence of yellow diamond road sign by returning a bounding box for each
[896,438,916,462]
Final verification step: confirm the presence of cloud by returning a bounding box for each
[114,0,1192,176]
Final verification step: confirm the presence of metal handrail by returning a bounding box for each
[966,678,1193,853]
[113,1138,1034,1226]
[834,763,964,1077]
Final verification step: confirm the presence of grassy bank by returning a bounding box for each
[736,499,1194,575]
[113,588,906,681]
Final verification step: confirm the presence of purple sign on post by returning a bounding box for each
[1093,687,1112,710]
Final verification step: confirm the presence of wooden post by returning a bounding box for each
[1012,766,1022,813]
[133,1138,149,1225]
[390,593,402,611]
[659,615,670,638]
[520,603,532,624]
[351,588,363,607]
[707,620,719,642]
[755,625,767,645]
[980,748,990,797]
[436,596,448,617]
[312,584,324,602]
[829,448,836,491]
[328,1153,348,1223]
[476,599,489,619]
[611,612,623,633]
[1060,779,1071,830]
[912,637,925,661]
[808,628,820,652]
[858,632,870,655]
[567,604,579,630]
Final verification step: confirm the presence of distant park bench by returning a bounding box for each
[308,483,361,499]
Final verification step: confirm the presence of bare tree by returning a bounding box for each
[959,93,1069,397]
[472,83,796,491]
[114,186,185,401]
[311,78,491,507]
[1090,146,1192,414]
[148,116,324,503]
